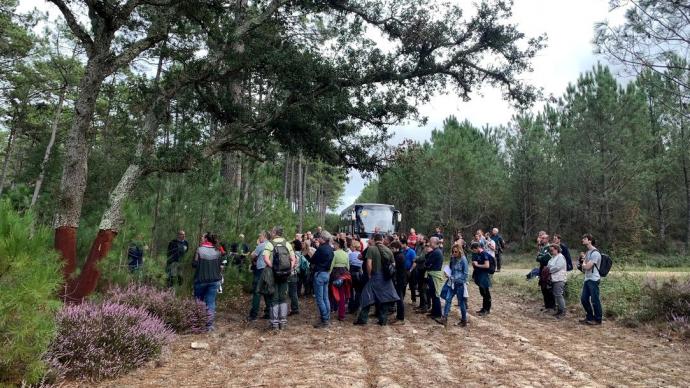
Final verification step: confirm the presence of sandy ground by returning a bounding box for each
[68,273,690,388]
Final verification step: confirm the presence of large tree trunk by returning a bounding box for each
[54,61,108,281]
[31,86,67,208]
[69,163,145,299]
[64,80,164,299]
[0,124,16,197]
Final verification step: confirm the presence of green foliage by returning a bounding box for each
[0,200,62,385]
[369,117,511,235]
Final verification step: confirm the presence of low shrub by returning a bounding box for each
[104,283,209,334]
[46,302,174,380]
[0,201,63,385]
[638,277,690,336]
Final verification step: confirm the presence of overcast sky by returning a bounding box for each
[18,0,625,214]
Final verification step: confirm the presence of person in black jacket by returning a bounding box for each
[166,230,189,287]
[193,232,222,331]
[553,234,573,271]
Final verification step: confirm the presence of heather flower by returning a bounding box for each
[104,283,209,334]
[46,302,174,380]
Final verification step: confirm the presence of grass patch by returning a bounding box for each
[495,271,690,338]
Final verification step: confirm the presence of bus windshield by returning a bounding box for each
[355,206,394,237]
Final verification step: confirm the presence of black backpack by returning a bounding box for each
[593,249,613,277]
[488,253,496,275]
[271,239,292,282]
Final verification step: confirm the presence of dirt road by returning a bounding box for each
[86,277,689,388]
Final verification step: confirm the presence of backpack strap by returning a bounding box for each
[588,248,600,273]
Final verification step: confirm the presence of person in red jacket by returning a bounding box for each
[407,228,418,247]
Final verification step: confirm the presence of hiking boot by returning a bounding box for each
[279,323,287,330]
[475,309,486,314]
[554,311,566,320]
[457,319,468,327]
[578,319,591,325]
[313,321,330,329]
[586,320,602,326]
[353,320,367,326]
[478,310,490,317]
[390,319,405,326]
[434,317,447,326]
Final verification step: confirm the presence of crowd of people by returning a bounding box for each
[153,225,606,331]
[234,226,510,330]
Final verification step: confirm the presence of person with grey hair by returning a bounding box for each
[490,227,505,272]
[312,230,334,328]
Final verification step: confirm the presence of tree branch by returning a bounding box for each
[48,0,95,55]
[109,32,167,72]
[233,0,288,38]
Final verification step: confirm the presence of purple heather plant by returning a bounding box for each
[104,283,209,334]
[46,302,174,380]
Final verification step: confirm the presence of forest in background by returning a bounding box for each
[359,63,690,255]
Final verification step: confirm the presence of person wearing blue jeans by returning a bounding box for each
[192,233,223,331]
[438,245,469,326]
[314,271,331,322]
[194,280,220,327]
[578,233,603,325]
[311,231,334,328]
[581,280,602,323]
[442,282,467,325]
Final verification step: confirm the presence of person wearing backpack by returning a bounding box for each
[312,231,334,328]
[578,233,603,325]
[263,226,296,330]
[354,233,400,326]
[471,241,493,316]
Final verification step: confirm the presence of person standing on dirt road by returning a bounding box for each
[547,244,567,319]
[490,228,505,272]
[579,233,603,325]
[413,236,429,312]
[471,242,492,316]
[426,236,445,320]
[192,232,223,331]
[312,231,334,328]
[248,231,271,321]
[439,244,469,326]
[536,233,556,311]
[263,226,297,330]
[354,233,400,326]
